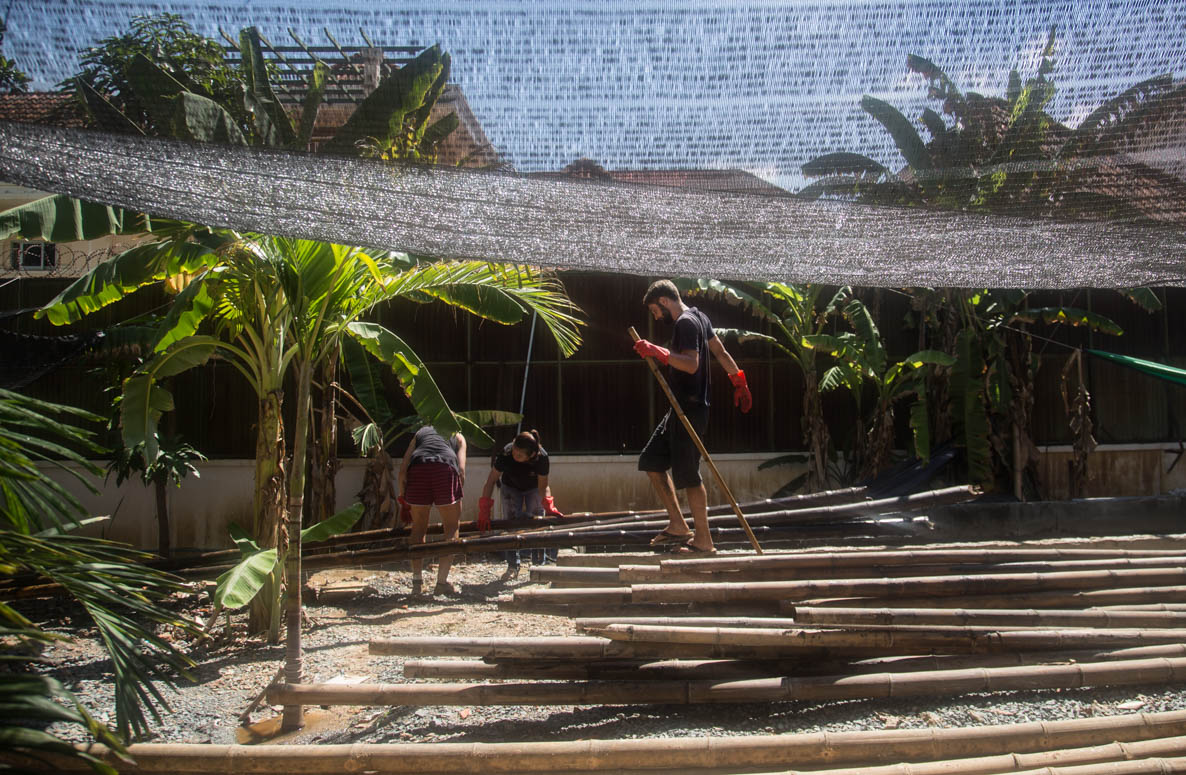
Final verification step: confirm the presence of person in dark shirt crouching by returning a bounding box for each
[478,429,564,579]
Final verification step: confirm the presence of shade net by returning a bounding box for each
[2,0,1186,288]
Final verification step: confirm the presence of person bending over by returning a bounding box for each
[398,425,466,596]
[478,429,563,578]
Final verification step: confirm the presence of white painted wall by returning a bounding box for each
[39,443,1186,554]
[39,453,803,553]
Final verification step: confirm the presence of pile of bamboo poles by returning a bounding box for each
[140,485,975,580]
[262,541,1186,715]
[28,710,1186,773]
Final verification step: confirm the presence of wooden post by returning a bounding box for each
[628,326,763,554]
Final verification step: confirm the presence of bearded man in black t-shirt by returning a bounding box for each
[633,279,752,555]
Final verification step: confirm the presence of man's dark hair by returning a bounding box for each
[642,279,680,306]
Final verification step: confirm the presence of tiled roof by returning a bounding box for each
[529,159,791,196]
[0,92,86,128]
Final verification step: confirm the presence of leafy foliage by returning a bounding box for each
[0,388,200,749]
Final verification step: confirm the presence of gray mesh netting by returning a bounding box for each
[2,0,1186,287]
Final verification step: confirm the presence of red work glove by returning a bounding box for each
[478,496,495,531]
[542,495,564,517]
[397,495,412,525]
[729,369,753,413]
[633,339,670,365]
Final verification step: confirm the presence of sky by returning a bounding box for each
[5,0,1186,189]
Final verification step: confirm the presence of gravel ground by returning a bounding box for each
[20,550,1186,748]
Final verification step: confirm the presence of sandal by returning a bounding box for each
[649,529,693,546]
[674,543,717,556]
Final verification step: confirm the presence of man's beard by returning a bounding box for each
[661,308,673,323]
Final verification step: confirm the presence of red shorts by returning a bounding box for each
[405,462,463,506]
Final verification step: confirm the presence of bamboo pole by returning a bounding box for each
[754,740,1186,775]
[29,710,1186,773]
[662,548,1186,574]
[496,596,782,618]
[525,486,976,539]
[791,607,1186,629]
[628,325,763,554]
[402,658,809,681]
[622,557,1186,585]
[407,645,1186,682]
[788,585,1186,612]
[624,567,1186,605]
[267,654,1186,706]
[369,635,830,661]
[588,623,1186,654]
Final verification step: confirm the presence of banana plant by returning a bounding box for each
[800,29,1185,224]
[804,297,955,479]
[36,233,582,641]
[0,36,458,244]
[674,279,848,493]
[209,502,364,622]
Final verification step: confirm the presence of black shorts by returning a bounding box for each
[638,405,709,490]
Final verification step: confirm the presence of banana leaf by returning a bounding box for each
[212,549,278,610]
[0,194,151,244]
[861,95,932,171]
[321,45,446,155]
[346,321,462,440]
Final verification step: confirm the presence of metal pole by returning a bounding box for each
[517,312,538,434]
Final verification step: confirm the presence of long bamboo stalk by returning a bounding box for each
[662,548,1186,574]
[620,557,1186,585]
[522,485,976,539]
[624,567,1186,605]
[29,710,1186,773]
[368,635,829,661]
[404,644,1186,682]
[402,658,809,681]
[267,654,1186,707]
[788,586,1186,612]
[588,623,1186,653]
[791,607,1186,629]
[754,740,1186,775]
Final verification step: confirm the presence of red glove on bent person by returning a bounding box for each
[729,370,753,414]
[633,339,670,365]
[397,495,412,525]
[478,496,495,531]
[542,495,564,518]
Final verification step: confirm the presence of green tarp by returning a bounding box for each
[1088,349,1186,388]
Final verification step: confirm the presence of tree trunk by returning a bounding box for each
[249,388,285,640]
[358,447,397,532]
[282,359,314,731]
[153,478,170,559]
[802,366,829,492]
[308,355,340,528]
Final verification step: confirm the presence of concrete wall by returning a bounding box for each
[40,453,801,554]
[38,443,1186,555]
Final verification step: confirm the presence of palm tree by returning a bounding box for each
[0,387,199,759]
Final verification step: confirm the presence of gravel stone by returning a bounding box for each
[18,551,1186,746]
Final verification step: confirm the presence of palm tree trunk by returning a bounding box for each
[281,359,314,731]
[359,447,397,532]
[802,366,829,492]
[249,388,285,640]
[308,355,339,527]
